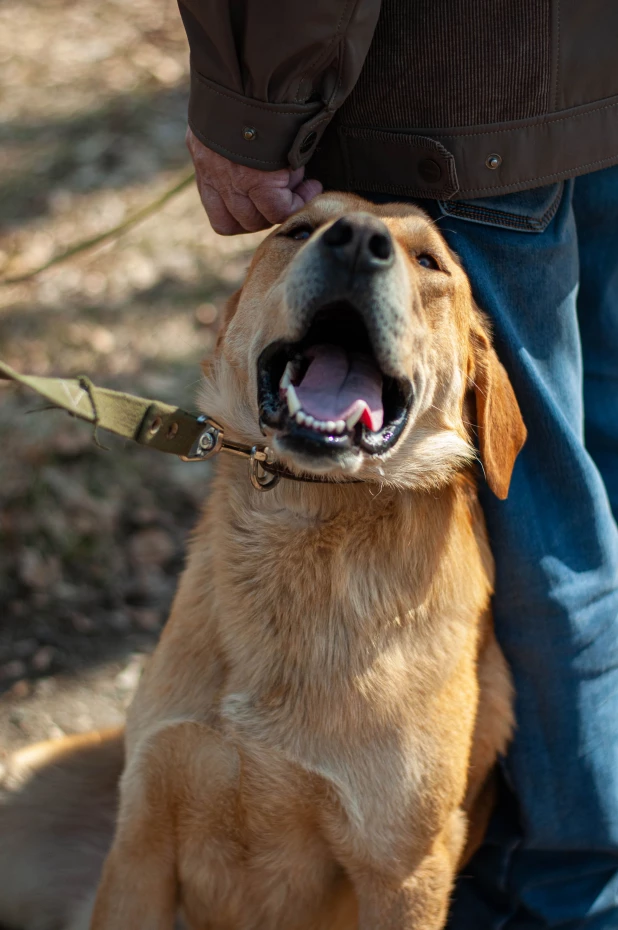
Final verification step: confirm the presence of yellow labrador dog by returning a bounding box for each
[0,194,525,930]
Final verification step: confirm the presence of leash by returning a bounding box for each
[0,362,359,492]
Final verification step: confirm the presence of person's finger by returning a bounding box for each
[249,185,305,225]
[220,188,270,233]
[252,176,324,222]
[198,183,246,236]
[288,166,306,190]
[291,177,323,204]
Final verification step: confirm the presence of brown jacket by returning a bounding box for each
[178,0,618,200]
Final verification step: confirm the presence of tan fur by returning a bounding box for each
[0,195,525,930]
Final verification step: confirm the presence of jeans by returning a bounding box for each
[398,165,618,928]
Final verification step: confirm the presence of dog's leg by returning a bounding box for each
[90,744,179,930]
[352,812,465,930]
[91,720,222,930]
[90,767,178,930]
[90,838,177,930]
[462,628,514,864]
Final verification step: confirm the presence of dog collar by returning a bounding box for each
[0,362,361,492]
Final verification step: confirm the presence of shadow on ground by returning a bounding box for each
[0,0,266,761]
[0,86,190,232]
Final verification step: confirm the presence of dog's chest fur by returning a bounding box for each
[125,466,493,927]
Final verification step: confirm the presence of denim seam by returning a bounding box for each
[439,185,563,232]
[442,204,546,231]
[495,837,521,930]
[446,209,535,231]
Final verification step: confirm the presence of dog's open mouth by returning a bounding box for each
[258,302,413,461]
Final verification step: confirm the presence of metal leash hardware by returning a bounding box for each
[248,445,280,491]
[180,415,279,492]
[180,415,224,462]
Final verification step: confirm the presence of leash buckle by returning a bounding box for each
[180,417,224,462]
[249,445,280,491]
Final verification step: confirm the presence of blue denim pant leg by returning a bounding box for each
[575,171,618,524]
[409,168,618,929]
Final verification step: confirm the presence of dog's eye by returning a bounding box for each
[284,224,313,241]
[416,253,440,270]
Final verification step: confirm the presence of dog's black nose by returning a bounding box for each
[321,213,394,272]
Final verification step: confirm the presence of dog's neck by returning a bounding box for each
[130,453,491,748]
[204,456,490,667]
[216,453,432,538]
[170,454,490,755]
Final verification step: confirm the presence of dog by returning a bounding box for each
[0,193,525,930]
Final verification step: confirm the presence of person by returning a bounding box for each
[176,3,618,927]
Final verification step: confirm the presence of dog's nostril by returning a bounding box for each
[368,232,392,261]
[323,218,354,248]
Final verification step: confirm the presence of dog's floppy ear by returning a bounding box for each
[470,322,527,500]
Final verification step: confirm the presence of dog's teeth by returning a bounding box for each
[280,362,294,390]
[286,385,301,415]
[296,410,307,425]
[326,420,336,432]
[335,420,346,434]
[345,405,364,430]
[305,415,315,426]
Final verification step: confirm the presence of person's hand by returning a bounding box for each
[186,128,323,235]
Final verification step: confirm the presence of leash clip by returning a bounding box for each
[180,416,224,462]
[249,445,280,491]
[181,421,279,492]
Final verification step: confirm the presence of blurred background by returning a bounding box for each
[0,0,264,763]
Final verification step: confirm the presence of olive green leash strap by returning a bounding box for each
[0,362,363,491]
[0,360,205,458]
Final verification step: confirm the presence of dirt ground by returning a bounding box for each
[0,0,265,766]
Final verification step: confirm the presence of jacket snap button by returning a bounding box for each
[418,158,442,184]
[299,131,317,155]
[242,127,257,141]
[486,153,502,169]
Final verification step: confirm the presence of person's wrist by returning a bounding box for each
[188,69,323,172]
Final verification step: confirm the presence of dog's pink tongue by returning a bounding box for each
[295,345,384,431]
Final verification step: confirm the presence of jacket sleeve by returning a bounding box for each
[178,1,382,170]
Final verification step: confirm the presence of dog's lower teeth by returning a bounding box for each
[290,408,351,436]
